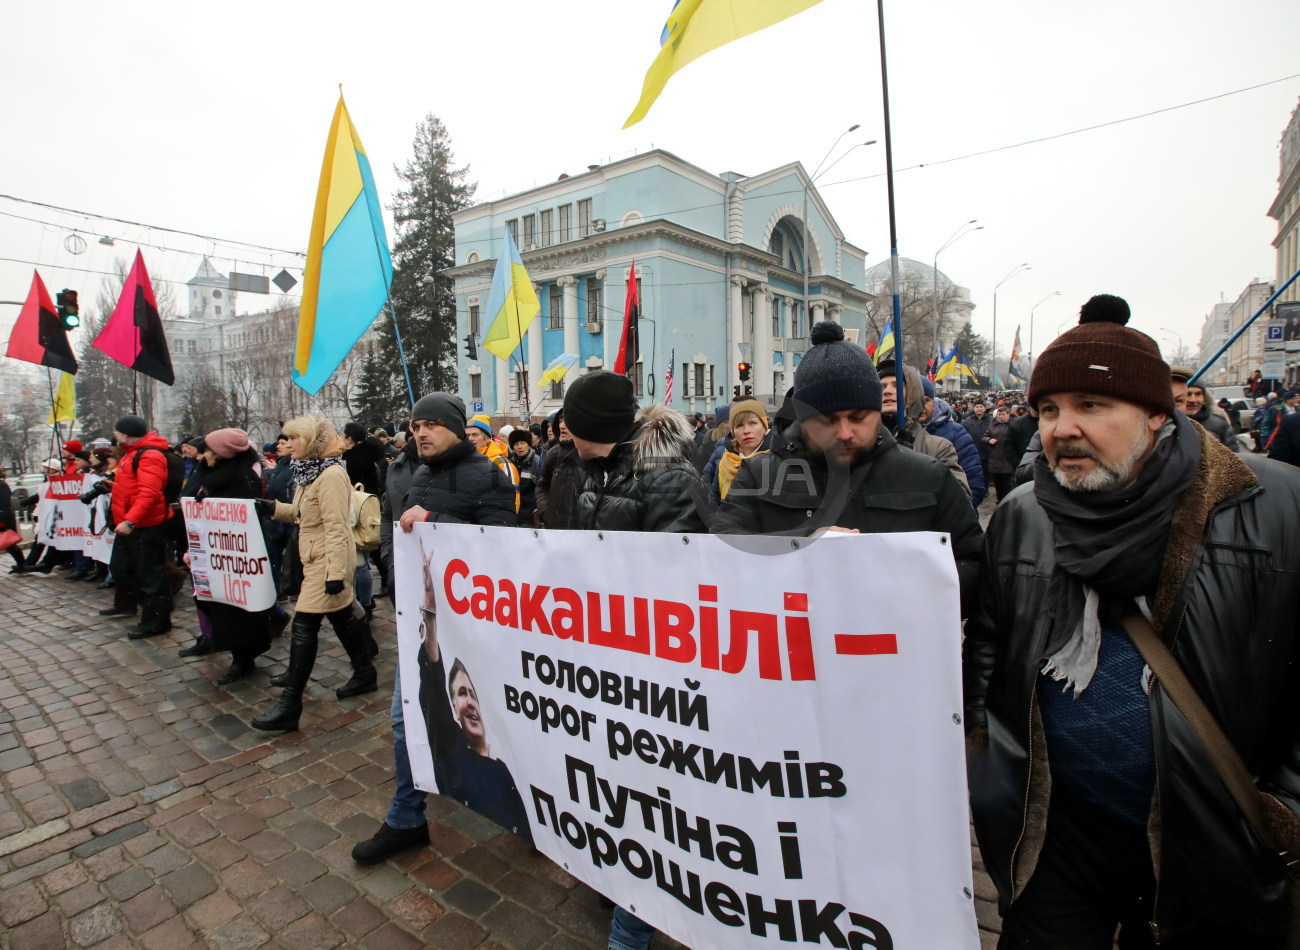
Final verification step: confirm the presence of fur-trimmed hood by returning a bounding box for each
[631,405,696,473]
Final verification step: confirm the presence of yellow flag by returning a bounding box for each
[48,371,76,423]
[624,0,825,128]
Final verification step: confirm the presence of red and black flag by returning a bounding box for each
[5,271,78,374]
[614,260,640,377]
[92,250,175,386]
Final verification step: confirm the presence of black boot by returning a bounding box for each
[332,603,377,700]
[178,637,214,658]
[351,822,429,865]
[216,655,256,686]
[251,615,318,732]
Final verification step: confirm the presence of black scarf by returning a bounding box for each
[1033,413,1200,689]
[290,455,343,487]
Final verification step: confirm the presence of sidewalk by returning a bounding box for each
[0,566,1002,949]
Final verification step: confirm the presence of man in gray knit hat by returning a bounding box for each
[712,321,983,613]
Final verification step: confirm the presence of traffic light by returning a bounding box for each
[733,384,740,398]
[464,334,478,360]
[56,290,80,330]
[737,361,751,382]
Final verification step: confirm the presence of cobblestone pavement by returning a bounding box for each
[0,561,1002,949]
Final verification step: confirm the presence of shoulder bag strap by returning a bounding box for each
[1121,612,1293,871]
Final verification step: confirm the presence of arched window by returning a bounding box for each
[768,219,805,274]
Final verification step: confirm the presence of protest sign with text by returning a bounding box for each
[181,497,275,611]
[395,524,978,949]
[35,473,113,562]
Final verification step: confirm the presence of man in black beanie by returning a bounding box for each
[351,391,521,867]
[713,321,982,612]
[102,414,177,638]
[561,371,707,950]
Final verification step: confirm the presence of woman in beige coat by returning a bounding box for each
[250,416,375,732]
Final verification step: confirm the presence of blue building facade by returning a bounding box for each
[446,150,872,420]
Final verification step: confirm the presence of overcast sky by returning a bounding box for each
[3,0,1298,370]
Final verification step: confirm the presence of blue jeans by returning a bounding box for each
[385,675,427,830]
[354,550,374,609]
[608,906,656,950]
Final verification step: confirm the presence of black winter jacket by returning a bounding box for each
[405,440,517,528]
[962,413,993,464]
[964,434,1300,939]
[711,423,984,616]
[1189,405,1240,452]
[536,441,579,529]
[379,440,422,582]
[343,436,385,496]
[570,406,707,533]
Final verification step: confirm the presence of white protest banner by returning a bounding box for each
[395,525,978,950]
[181,498,275,611]
[35,474,90,552]
[81,475,115,563]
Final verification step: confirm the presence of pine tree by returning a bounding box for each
[375,114,475,407]
[951,324,992,384]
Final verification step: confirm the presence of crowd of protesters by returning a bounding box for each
[4,293,1300,948]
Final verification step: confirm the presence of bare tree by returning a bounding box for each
[0,386,48,473]
[864,269,971,365]
[176,365,229,437]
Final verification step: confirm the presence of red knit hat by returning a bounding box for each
[63,439,83,454]
[1027,295,1174,416]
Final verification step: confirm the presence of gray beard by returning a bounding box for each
[1052,424,1152,492]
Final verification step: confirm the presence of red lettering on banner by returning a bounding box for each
[443,559,470,613]
[833,634,898,656]
[439,558,898,681]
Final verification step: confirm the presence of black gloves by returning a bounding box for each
[324,579,345,596]
[253,498,277,517]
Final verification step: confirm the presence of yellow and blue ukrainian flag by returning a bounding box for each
[624,0,825,128]
[481,227,540,362]
[294,93,393,396]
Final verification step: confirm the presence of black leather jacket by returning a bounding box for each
[964,448,1300,938]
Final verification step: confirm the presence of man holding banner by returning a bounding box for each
[712,321,983,612]
[351,392,519,866]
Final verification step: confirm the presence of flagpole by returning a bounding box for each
[876,0,904,437]
[45,368,61,461]
[385,297,416,409]
[513,298,531,422]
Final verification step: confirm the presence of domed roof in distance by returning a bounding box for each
[864,257,953,292]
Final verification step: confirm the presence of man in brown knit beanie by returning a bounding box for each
[965,293,1300,947]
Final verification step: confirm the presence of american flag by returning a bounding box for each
[663,348,675,405]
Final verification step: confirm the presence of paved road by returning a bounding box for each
[0,561,1002,949]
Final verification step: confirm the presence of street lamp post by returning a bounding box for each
[1161,327,1185,365]
[802,127,876,332]
[931,220,982,361]
[1028,290,1061,370]
[992,263,1030,385]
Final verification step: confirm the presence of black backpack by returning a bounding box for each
[132,447,186,505]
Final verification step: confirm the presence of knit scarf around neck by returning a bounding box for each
[1033,413,1200,695]
[290,455,342,487]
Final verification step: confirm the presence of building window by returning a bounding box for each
[770,231,785,262]
[550,379,564,400]
[772,298,780,337]
[578,199,592,237]
[505,219,518,243]
[215,305,222,316]
[470,373,482,399]
[631,361,644,398]
[513,372,526,408]
[523,214,536,247]
[558,204,572,242]
[585,277,602,326]
[548,285,563,329]
[791,302,802,339]
[469,305,480,337]
[539,210,553,247]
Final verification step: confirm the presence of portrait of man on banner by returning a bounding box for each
[416,543,532,845]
